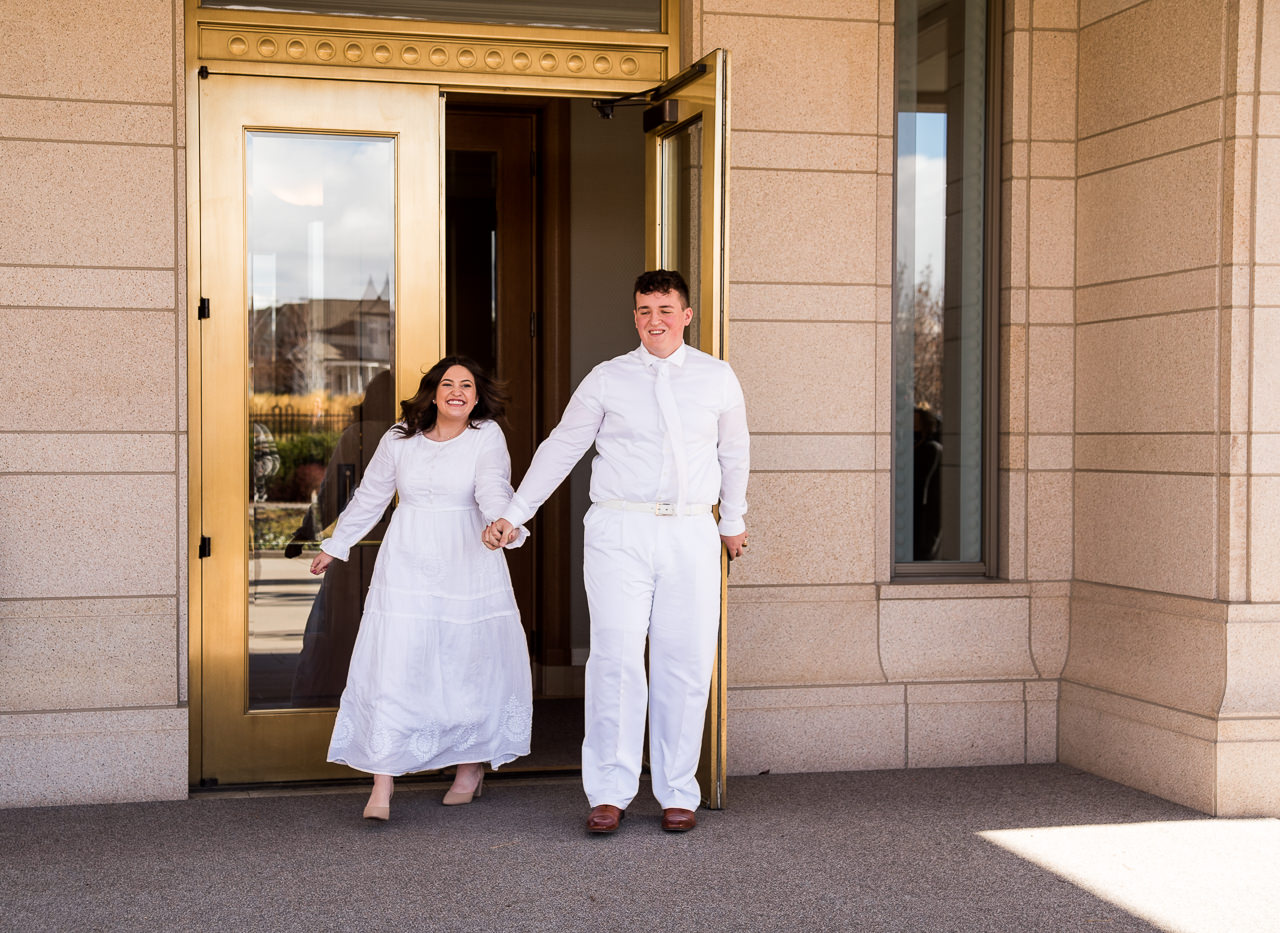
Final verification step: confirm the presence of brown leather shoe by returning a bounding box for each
[661,808,697,832]
[586,804,625,834]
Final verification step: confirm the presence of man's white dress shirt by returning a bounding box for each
[501,342,749,532]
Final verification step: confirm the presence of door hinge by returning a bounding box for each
[198,297,210,320]
[198,536,211,559]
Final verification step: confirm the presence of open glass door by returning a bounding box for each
[643,49,731,808]
[196,75,442,784]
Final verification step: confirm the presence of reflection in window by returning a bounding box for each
[199,0,661,32]
[893,0,989,565]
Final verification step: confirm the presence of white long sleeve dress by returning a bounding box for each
[319,419,532,776]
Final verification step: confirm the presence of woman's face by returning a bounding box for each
[435,365,478,421]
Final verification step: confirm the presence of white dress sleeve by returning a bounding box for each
[715,364,750,537]
[474,422,528,548]
[319,427,401,561]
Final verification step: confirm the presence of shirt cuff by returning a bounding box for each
[716,515,746,537]
[503,524,530,549]
[501,492,536,529]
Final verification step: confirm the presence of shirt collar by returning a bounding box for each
[638,342,689,369]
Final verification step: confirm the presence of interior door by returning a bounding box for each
[643,49,731,808]
[196,75,442,784]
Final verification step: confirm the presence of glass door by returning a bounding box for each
[196,75,442,784]
[644,49,731,807]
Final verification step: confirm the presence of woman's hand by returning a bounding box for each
[483,519,517,550]
[310,551,336,575]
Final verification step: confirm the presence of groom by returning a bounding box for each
[486,269,749,833]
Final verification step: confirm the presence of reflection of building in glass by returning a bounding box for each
[250,275,392,397]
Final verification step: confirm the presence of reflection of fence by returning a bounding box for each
[252,406,351,438]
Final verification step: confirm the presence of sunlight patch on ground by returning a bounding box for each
[980,819,1280,933]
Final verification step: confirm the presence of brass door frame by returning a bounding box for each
[192,74,443,784]
[644,49,731,809]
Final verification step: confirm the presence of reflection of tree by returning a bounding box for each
[895,262,943,418]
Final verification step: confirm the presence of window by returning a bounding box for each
[892,0,999,573]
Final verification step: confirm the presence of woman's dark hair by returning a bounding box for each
[633,269,690,308]
[393,355,508,438]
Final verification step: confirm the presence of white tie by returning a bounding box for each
[653,360,688,513]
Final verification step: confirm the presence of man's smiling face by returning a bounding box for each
[633,289,693,359]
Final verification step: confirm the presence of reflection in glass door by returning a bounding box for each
[197,75,441,784]
[246,132,395,710]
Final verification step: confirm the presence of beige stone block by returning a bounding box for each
[875,467,891,582]
[1074,472,1217,598]
[875,321,890,433]
[0,98,173,146]
[1033,0,1077,30]
[0,474,177,599]
[704,0,878,19]
[731,472,875,585]
[1027,470,1072,580]
[1076,145,1220,286]
[1216,740,1280,817]
[1027,325,1073,433]
[1002,433,1027,470]
[1027,687,1059,764]
[0,142,174,267]
[1059,681,1216,813]
[1249,476,1280,602]
[1254,139,1280,265]
[1257,264,1280,308]
[1077,0,1223,138]
[0,0,173,102]
[1252,434,1280,474]
[1001,324,1027,433]
[0,433,175,473]
[875,432,890,471]
[1004,287,1027,326]
[878,24,894,138]
[749,434,875,472]
[0,310,176,432]
[1219,622,1280,717]
[1075,311,1216,433]
[1027,288,1073,324]
[702,15,877,135]
[878,581,1030,600]
[906,682,1027,767]
[1064,591,1226,716]
[732,170,876,284]
[1003,468,1028,580]
[729,592,883,686]
[731,131,877,173]
[1007,141,1028,180]
[1004,178,1028,289]
[1031,594,1069,678]
[1008,30,1030,141]
[1262,0,1280,93]
[727,684,905,773]
[177,438,189,705]
[729,283,878,322]
[1263,94,1280,138]
[1027,434,1072,471]
[0,267,175,310]
[1076,267,1216,324]
[1255,311,1280,432]
[733,321,874,433]
[1030,30,1076,142]
[0,708,187,808]
[880,598,1035,681]
[1080,0,1144,27]
[1028,180,1075,288]
[0,598,176,711]
[1074,433,1216,474]
[1078,99,1221,176]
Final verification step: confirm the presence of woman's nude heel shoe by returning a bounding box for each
[442,770,484,806]
[363,801,390,821]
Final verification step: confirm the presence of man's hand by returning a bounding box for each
[309,551,335,575]
[720,531,748,560]
[483,518,518,550]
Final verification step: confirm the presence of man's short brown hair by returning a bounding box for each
[633,269,690,308]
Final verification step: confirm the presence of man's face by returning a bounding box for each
[634,289,693,359]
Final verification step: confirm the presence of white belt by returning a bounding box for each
[595,499,713,517]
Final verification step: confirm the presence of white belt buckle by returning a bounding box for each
[654,502,676,516]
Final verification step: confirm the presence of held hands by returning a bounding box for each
[721,531,749,560]
[309,551,335,575]
[483,518,519,550]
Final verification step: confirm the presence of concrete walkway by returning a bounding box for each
[2,765,1278,933]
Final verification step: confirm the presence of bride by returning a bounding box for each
[309,356,532,820]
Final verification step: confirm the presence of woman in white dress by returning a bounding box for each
[309,356,532,820]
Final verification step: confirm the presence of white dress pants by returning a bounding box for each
[580,505,722,811]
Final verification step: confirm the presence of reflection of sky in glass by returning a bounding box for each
[247,133,395,308]
[898,112,946,295]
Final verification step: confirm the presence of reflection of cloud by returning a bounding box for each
[897,152,946,293]
[247,133,395,305]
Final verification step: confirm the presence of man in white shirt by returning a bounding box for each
[485,269,749,834]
